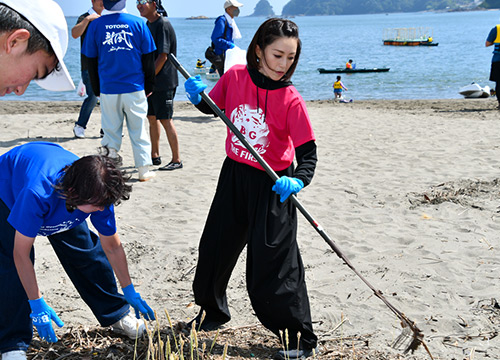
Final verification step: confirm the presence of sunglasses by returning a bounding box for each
[136,0,152,5]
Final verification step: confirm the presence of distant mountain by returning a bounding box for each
[281,0,483,16]
[250,0,275,17]
[481,0,500,8]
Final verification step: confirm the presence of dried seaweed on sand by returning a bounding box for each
[27,321,428,360]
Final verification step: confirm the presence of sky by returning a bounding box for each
[55,0,289,18]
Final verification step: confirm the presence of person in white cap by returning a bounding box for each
[0,0,74,97]
[208,0,243,76]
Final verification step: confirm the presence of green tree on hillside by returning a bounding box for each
[481,0,500,8]
[281,0,478,16]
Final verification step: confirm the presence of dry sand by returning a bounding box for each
[0,98,499,359]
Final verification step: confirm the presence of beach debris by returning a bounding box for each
[407,178,500,210]
[27,321,429,360]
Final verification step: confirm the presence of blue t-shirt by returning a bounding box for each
[487,26,500,63]
[82,12,156,94]
[0,142,116,238]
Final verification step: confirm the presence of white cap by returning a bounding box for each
[1,0,74,91]
[224,0,243,9]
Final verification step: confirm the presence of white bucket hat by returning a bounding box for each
[1,0,74,91]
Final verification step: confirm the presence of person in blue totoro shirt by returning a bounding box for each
[0,142,155,359]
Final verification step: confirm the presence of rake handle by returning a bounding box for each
[169,53,421,336]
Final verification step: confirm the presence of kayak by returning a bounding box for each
[318,67,390,74]
[383,40,438,46]
[193,67,207,75]
[206,72,220,80]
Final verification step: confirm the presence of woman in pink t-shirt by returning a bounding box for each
[184,18,318,359]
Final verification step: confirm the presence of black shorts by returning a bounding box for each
[490,61,500,82]
[147,89,176,119]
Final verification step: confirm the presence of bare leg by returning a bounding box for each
[148,115,161,159]
[160,118,180,163]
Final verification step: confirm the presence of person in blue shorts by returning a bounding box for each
[333,75,348,100]
[0,142,155,360]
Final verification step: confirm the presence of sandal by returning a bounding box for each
[152,157,162,166]
[159,161,183,171]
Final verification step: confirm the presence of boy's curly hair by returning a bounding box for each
[54,155,132,212]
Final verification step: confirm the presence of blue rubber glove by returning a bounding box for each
[29,297,64,342]
[228,42,235,49]
[272,176,304,203]
[122,283,155,321]
[184,75,207,105]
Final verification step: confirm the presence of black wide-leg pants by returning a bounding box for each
[193,157,317,349]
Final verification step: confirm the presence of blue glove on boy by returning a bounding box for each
[272,176,304,203]
[122,283,155,321]
[29,297,64,342]
[184,75,207,105]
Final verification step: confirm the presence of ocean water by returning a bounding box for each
[3,10,500,101]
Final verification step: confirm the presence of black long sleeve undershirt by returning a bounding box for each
[293,140,317,187]
[142,51,155,95]
[87,56,100,96]
[195,98,217,115]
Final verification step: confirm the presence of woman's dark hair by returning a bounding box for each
[0,4,55,57]
[54,155,132,212]
[246,18,301,81]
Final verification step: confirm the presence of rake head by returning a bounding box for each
[391,318,424,354]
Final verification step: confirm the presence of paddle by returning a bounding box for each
[169,53,432,357]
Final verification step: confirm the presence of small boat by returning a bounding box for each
[193,67,207,75]
[318,67,390,74]
[418,41,439,46]
[206,72,220,80]
[383,40,438,46]
[459,83,491,98]
[383,27,438,46]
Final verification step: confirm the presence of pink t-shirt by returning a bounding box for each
[209,65,315,172]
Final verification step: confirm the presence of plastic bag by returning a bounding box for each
[224,46,247,72]
[76,79,86,97]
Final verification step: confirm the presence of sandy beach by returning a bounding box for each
[0,98,499,359]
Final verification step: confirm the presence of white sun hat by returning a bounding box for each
[0,0,75,91]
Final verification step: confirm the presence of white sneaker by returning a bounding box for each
[73,124,85,138]
[111,313,146,339]
[2,350,27,360]
[138,166,156,182]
